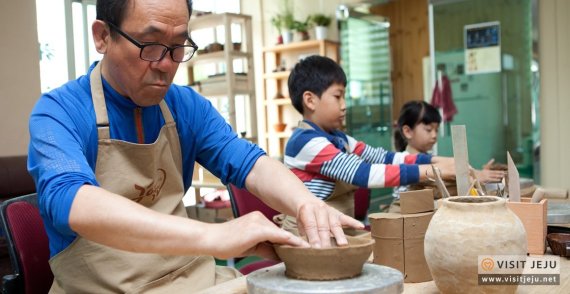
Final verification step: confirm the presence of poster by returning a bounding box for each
[464,21,501,74]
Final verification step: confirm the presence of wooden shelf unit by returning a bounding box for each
[259,40,339,158]
[186,13,257,141]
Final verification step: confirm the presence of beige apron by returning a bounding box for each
[276,121,363,237]
[48,63,239,293]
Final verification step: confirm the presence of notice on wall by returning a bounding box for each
[464,21,501,74]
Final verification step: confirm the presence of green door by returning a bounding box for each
[339,8,394,210]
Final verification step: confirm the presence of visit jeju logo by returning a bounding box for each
[481,257,495,272]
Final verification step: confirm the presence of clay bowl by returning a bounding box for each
[273,123,287,132]
[547,233,570,257]
[274,236,374,281]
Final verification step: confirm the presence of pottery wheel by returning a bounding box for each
[548,203,570,224]
[246,263,403,294]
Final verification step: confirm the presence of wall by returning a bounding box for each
[370,0,430,122]
[540,0,570,189]
[0,0,41,156]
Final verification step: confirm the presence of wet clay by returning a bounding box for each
[274,236,374,281]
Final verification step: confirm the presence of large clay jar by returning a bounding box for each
[424,196,527,294]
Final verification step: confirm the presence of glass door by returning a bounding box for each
[429,0,538,180]
[338,5,394,209]
[338,7,393,151]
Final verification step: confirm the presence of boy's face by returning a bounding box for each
[306,83,346,133]
[404,122,439,153]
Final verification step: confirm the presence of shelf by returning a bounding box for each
[187,51,251,66]
[263,39,340,53]
[266,132,293,138]
[263,71,291,80]
[265,98,291,106]
[184,12,256,139]
[189,13,251,30]
[260,39,339,158]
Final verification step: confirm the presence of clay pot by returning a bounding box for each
[424,196,527,294]
[547,233,570,257]
[274,236,374,280]
[273,123,287,132]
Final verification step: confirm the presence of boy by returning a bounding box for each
[279,56,455,233]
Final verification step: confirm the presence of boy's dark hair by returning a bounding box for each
[96,0,193,31]
[288,55,347,114]
[394,100,441,152]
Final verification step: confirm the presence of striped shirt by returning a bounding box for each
[284,120,431,200]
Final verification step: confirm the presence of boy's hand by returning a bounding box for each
[429,156,456,180]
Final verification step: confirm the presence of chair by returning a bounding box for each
[354,188,371,221]
[226,184,280,225]
[354,188,371,231]
[0,193,53,294]
[226,185,280,274]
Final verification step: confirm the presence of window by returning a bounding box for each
[36,0,100,92]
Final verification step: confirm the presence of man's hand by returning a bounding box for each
[204,211,309,260]
[295,201,364,248]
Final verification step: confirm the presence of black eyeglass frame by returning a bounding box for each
[106,22,198,63]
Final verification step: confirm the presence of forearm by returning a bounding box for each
[69,185,214,256]
[244,156,321,217]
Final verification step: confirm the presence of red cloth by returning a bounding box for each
[431,75,457,122]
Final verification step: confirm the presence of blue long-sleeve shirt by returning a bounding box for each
[28,63,265,257]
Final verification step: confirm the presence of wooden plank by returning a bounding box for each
[451,125,470,196]
[507,151,521,202]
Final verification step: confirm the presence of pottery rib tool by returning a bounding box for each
[530,188,545,203]
[431,165,451,198]
[507,152,521,202]
[451,125,470,196]
[468,168,485,196]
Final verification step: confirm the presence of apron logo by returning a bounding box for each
[133,168,167,203]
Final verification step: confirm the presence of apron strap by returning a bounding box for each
[90,62,111,140]
[89,62,175,139]
[159,100,175,125]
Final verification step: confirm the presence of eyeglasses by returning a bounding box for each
[107,22,198,63]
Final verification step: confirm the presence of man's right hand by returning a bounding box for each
[203,211,309,260]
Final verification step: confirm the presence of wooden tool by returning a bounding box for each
[507,152,521,202]
[468,168,485,196]
[431,165,451,198]
[451,125,470,196]
[530,188,546,203]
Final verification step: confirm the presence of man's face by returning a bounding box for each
[102,0,189,106]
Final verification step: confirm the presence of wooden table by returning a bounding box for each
[197,251,569,294]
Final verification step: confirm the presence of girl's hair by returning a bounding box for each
[394,101,441,152]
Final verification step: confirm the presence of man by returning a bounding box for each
[28,0,362,292]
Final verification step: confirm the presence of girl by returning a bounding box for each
[392,101,504,203]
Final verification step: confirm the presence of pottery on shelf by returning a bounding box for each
[274,236,374,281]
[273,123,287,132]
[424,196,527,294]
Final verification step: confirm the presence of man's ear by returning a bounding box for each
[302,91,318,112]
[92,20,111,54]
[402,125,414,140]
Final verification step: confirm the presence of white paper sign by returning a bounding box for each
[464,21,501,74]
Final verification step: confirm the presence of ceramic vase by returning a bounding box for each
[315,26,328,40]
[282,30,293,44]
[424,196,527,294]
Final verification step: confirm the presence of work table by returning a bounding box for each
[197,250,569,294]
